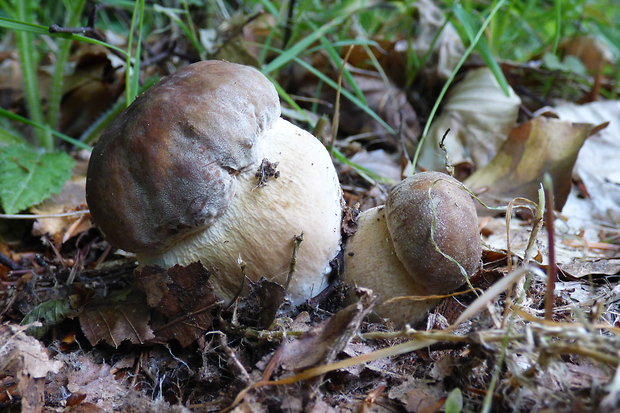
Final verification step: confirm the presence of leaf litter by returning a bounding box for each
[1,3,620,413]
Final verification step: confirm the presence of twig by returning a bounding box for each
[0,252,22,271]
[284,233,304,293]
[0,210,90,219]
[152,301,223,334]
[438,128,454,176]
[543,174,557,321]
[217,332,252,385]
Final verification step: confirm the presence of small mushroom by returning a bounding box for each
[86,61,343,305]
[342,172,481,325]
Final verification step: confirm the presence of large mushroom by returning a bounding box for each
[86,60,343,305]
[342,172,481,325]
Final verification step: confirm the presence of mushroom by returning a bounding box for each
[342,172,481,325]
[86,60,343,305]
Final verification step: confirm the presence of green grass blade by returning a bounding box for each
[452,4,510,96]
[412,0,507,171]
[125,0,145,105]
[47,0,87,130]
[331,147,394,185]
[153,5,204,59]
[552,0,562,54]
[0,108,91,151]
[14,2,51,149]
[261,17,342,74]
[318,36,368,105]
[293,57,396,135]
[80,77,159,144]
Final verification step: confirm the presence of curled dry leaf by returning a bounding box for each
[134,262,219,347]
[465,115,594,212]
[418,67,521,172]
[269,289,375,372]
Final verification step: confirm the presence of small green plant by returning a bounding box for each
[0,0,139,215]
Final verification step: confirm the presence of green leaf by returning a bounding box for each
[444,388,463,413]
[21,298,73,338]
[0,145,75,214]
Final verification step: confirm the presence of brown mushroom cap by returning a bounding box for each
[86,61,280,254]
[385,171,481,292]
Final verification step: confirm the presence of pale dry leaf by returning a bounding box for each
[0,324,62,413]
[412,0,464,80]
[418,67,521,172]
[0,323,62,377]
[350,149,402,183]
[548,101,620,228]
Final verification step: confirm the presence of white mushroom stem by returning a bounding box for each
[139,118,343,305]
[343,206,439,325]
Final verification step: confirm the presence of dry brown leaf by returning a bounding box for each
[79,291,155,347]
[134,262,219,347]
[561,36,613,74]
[465,115,594,212]
[341,73,420,152]
[58,45,123,137]
[270,289,375,372]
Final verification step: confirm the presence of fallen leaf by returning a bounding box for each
[549,101,620,228]
[134,262,219,347]
[31,154,91,247]
[269,290,375,372]
[418,67,521,172]
[0,323,62,377]
[465,115,594,211]
[561,36,613,75]
[0,323,62,413]
[412,0,464,80]
[79,290,155,347]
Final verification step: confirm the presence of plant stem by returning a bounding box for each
[15,0,52,149]
[47,0,87,131]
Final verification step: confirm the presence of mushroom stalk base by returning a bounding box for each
[343,207,439,326]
